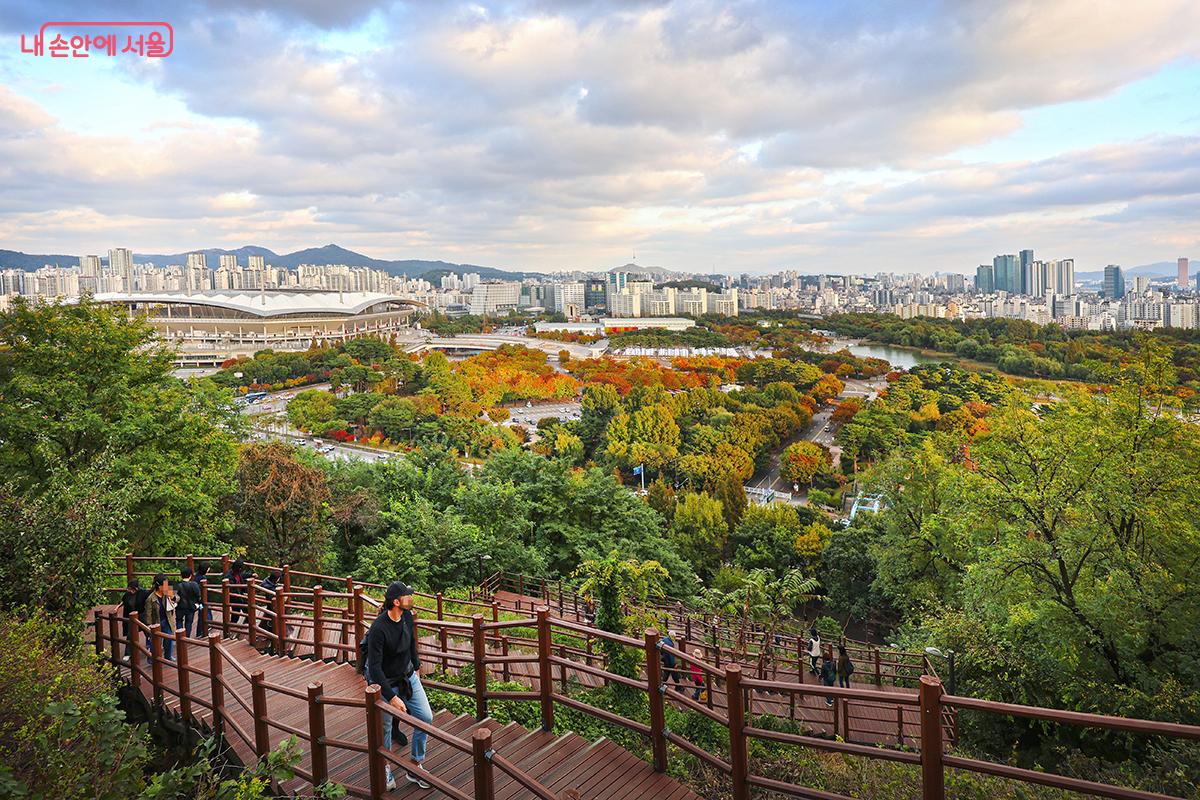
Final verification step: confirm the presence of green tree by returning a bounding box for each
[575,553,669,685]
[0,298,240,554]
[287,389,336,432]
[711,469,748,529]
[0,467,128,643]
[669,492,728,578]
[646,477,677,523]
[604,404,681,470]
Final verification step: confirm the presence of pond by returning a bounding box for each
[841,342,947,370]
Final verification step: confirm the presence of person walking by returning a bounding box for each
[808,627,822,676]
[689,649,705,701]
[366,581,434,791]
[660,630,682,692]
[820,654,837,706]
[224,559,247,630]
[836,644,854,689]
[195,563,211,637]
[119,579,147,662]
[142,573,175,661]
[176,567,201,637]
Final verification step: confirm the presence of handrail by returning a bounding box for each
[102,554,1200,800]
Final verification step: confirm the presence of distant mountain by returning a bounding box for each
[0,249,86,270]
[1076,261,1190,281]
[0,243,533,282]
[610,262,681,280]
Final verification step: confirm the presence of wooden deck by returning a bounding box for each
[486,591,931,747]
[105,621,701,800]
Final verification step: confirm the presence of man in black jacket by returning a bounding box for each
[366,581,433,791]
[176,567,201,637]
[119,579,147,662]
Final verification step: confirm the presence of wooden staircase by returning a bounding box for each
[129,635,699,800]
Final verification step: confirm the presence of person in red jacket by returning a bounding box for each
[689,649,706,700]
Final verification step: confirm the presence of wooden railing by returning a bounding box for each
[474,569,934,689]
[100,555,1200,800]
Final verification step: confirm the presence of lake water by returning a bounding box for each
[841,342,946,370]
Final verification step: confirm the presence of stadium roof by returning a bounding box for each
[92,290,419,318]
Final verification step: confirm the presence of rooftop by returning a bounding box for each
[92,290,416,318]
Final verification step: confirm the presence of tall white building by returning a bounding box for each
[469,281,521,315]
[108,247,134,289]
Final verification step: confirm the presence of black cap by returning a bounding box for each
[385,581,413,606]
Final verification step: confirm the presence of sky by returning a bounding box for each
[0,0,1197,275]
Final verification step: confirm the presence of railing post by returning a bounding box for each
[312,585,325,660]
[108,612,121,668]
[536,606,554,731]
[472,614,488,720]
[501,637,510,682]
[365,684,386,799]
[282,564,291,596]
[125,552,134,585]
[919,675,945,800]
[221,553,230,576]
[246,577,258,648]
[308,682,329,787]
[557,644,567,694]
[726,665,749,800]
[186,553,195,576]
[436,592,444,620]
[645,628,667,773]
[177,629,192,723]
[353,586,365,658]
[251,670,270,758]
[150,625,165,706]
[273,584,286,655]
[208,632,225,735]
[94,611,104,656]
[472,727,495,800]
[129,612,142,694]
[221,579,232,637]
[875,648,882,688]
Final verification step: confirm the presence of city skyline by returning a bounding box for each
[1,2,1198,273]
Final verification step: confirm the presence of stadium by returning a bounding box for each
[93,290,422,366]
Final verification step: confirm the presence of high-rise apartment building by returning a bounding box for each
[1179,257,1191,290]
[993,254,1017,294]
[975,264,994,293]
[1103,265,1125,300]
[1019,249,1034,295]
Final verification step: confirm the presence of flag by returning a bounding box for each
[632,464,643,475]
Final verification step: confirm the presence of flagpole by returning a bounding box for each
[640,463,645,493]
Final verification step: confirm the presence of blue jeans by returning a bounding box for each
[363,666,432,765]
[388,673,431,763]
[176,609,195,638]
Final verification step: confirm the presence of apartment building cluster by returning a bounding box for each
[0,249,438,307]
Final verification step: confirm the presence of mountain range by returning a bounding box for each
[1074,261,1191,282]
[0,244,532,281]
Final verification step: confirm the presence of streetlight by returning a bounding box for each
[924,646,956,695]
[476,553,492,584]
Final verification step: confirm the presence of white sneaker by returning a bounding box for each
[385,768,397,791]
[406,765,431,789]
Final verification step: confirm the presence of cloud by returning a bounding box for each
[0,0,1197,271]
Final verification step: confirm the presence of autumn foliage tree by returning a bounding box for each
[232,442,332,571]
[780,441,830,486]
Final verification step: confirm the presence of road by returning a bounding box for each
[748,374,887,502]
[239,383,395,464]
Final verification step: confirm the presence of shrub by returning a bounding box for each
[0,613,148,799]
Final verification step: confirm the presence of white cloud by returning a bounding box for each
[0,0,1197,271]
